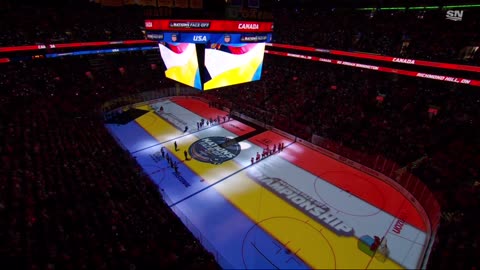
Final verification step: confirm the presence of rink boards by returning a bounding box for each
[106,97,430,269]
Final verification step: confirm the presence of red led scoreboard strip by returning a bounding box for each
[52,40,154,48]
[1,38,479,75]
[2,39,478,74]
[0,40,156,53]
[0,44,50,53]
[1,38,480,87]
[265,50,480,87]
[266,43,480,73]
[145,19,274,32]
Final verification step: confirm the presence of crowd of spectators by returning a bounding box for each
[0,53,218,270]
[1,48,478,270]
[0,50,173,102]
[1,3,479,269]
[0,4,145,47]
[1,3,479,65]
[272,7,480,65]
[204,54,480,269]
[0,2,222,47]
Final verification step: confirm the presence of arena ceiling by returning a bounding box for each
[6,0,480,10]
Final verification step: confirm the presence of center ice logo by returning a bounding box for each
[189,136,241,164]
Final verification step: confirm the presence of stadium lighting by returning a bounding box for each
[380,7,405,11]
[443,4,480,9]
[406,6,440,10]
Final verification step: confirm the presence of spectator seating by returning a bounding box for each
[272,8,480,65]
[1,6,479,267]
[0,53,219,270]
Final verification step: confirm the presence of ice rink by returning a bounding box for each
[106,96,432,269]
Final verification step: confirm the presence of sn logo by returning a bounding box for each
[446,10,463,21]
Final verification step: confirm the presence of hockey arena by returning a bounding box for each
[106,96,433,269]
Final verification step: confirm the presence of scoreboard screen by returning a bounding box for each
[159,42,202,89]
[146,19,273,91]
[203,42,265,90]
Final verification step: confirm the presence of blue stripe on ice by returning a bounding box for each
[106,122,158,153]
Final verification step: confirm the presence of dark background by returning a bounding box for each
[2,0,480,9]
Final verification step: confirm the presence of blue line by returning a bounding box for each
[168,161,252,207]
[131,116,233,155]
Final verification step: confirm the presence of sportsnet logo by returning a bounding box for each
[446,10,463,21]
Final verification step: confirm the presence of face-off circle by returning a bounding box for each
[189,136,241,164]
